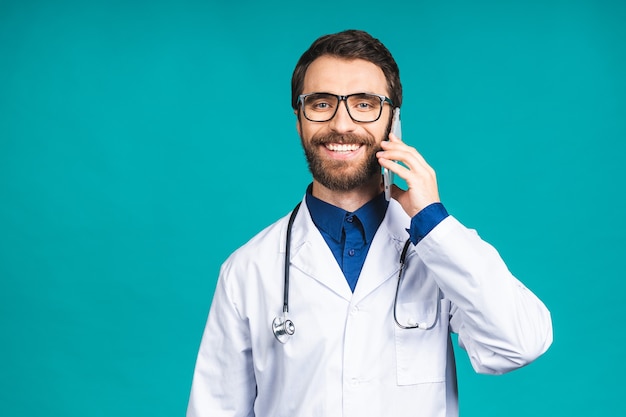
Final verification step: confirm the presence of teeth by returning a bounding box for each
[326,143,361,152]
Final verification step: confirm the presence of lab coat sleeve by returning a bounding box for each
[187,262,256,417]
[415,216,553,375]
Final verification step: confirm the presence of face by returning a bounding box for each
[296,56,392,192]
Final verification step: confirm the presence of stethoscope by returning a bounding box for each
[271,203,301,343]
[272,203,428,344]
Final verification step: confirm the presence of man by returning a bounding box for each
[187,30,552,417]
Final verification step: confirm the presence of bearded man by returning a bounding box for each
[186,29,552,417]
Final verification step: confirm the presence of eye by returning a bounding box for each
[305,94,336,112]
[356,101,374,110]
[350,94,380,112]
[313,101,330,110]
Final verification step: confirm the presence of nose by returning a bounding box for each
[328,100,357,133]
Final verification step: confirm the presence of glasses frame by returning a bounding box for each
[297,92,393,123]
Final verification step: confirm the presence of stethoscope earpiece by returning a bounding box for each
[272,315,295,344]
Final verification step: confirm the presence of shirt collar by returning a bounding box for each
[305,184,389,243]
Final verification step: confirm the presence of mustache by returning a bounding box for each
[310,132,376,147]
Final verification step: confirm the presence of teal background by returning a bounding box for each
[1,0,624,415]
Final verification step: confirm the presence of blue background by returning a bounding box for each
[1,0,625,415]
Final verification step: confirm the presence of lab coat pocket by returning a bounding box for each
[394,299,451,386]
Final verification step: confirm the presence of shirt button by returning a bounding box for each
[346,216,353,223]
[348,249,355,256]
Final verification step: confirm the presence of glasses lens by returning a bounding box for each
[302,93,339,122]
[346,94,383,122]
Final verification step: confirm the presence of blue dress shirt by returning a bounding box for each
[306,185,449,292]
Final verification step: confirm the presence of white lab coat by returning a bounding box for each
[187,198,552,417]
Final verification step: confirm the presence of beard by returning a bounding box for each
[301,131,382,191]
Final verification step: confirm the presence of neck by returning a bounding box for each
[311,175,383,212]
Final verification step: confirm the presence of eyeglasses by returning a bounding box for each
[297,92,393,123]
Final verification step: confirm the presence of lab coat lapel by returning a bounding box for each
[352,200,409,303]
[288,200,353,301]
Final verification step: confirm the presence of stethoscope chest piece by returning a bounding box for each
[272,315,295,344]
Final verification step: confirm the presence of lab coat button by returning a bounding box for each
[350,306,359,315]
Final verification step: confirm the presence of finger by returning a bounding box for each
[381,135,407,149]
[380,139,421,157]
[388,131,403,142]
[378,157,413,180]
[378,148,426,175]
[378,145,430,172]
[379,142,415,162]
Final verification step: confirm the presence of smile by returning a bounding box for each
[325,143,362,152]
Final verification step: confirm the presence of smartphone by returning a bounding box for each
[383,107,402,201]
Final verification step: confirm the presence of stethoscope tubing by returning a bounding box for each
[393,239,420,329]
[275,202,424,343]
[283,202,301,314]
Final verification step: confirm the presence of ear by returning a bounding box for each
[294,109,302,137]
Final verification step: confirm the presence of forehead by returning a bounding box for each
[302,55,388,96]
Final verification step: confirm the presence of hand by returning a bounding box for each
[377,132,441,218]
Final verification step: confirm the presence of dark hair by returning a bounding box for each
[291,29,402,110]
